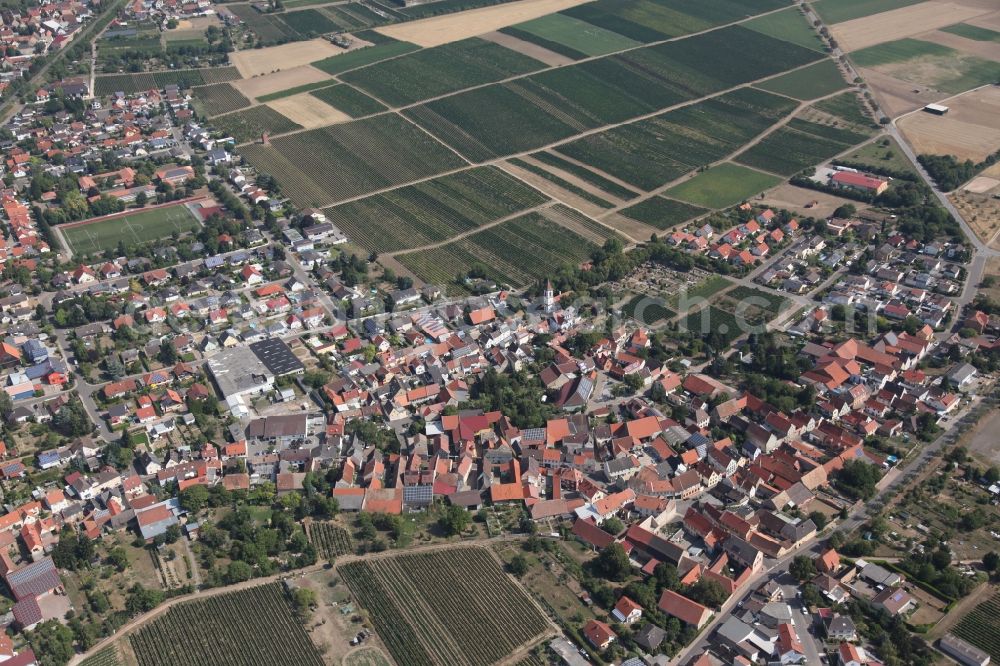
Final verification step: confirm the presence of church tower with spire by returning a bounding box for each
[544,280,555,313]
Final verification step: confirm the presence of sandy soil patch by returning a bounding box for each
[897,86,1000,161]
[230,38,345,77]
[965,176,1000,193]
[374,0,594,47]
[950,188,1000,247]
[833,1,991,52]
[858,66,948,116]
[760,182,867,220]
[171,15,221,31]
[980,163,1000,179]
[967,409,1000,465]
[479,31,576,67]
[266,93,350,128]
[233,65,330,99]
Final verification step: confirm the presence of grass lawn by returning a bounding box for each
[813,0,922,24]
[664,163,781,208]
[840,137,920,177]
[63,204,200,256]
[744,7,823,51]
[510,13,640,56]
[940,23,1000,43]
[756,60,847,100]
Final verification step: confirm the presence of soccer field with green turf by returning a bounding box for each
[63,204,200,257]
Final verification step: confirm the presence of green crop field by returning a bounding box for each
[310,84,387,117]
[341,548,549,666]
[560,0,787,43]
[812,91,877,129]
[129,584,324,666]
[229,3,299,43]
[756,60,847,100]
[533,151,640,200]
[276,8,340,36]
[623,294,675,324]
[736,117,872,176]
[211,105,303,144]
[256,80,337,102]
[940,23,1000,42]
[192,82,250,117]
[743,7,823,51]
[954,593,1000,661]
[558,87,796,190]
[503,13,640,58]
[619,196,708,229]
[680,305,746,345]
[321,166,549,253]
[243,114,466,207]
[405,25,821,162]
[80,647,121,666]
[813,0,921,24]
[340,38,545,106]
[722,285,788,320]
[850,38,953,67]
[664,163,781,208]
[397,205,618,287]
[312,39,420,76]
[63,204,200,257]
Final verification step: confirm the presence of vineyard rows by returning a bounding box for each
[559,87,796,191]
[735,116,872,176]
[307,522,353,560]
[340,547,549,666]
[95,68,240,96]
[212,106,303,145]
[954,594,1000,659]
[321,166,549,253]
[80,647,121,666]
[129,583,324,666]
[310,84,387,118]
[404,25,820,162]
[619,196,708,230]
[397,206,617,288]
[193,83,251,117]
[340,37,545,107]
[253,114,466,206]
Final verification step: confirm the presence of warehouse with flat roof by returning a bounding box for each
[207,346,274,399]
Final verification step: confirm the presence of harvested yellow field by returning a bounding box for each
[833,1,991,52]
[897,86,1000,161]
[230,39,345,77]
[266,94,350,129]
[233,65,330,99]
[374,0,594,47]
[964,176,1000,194]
